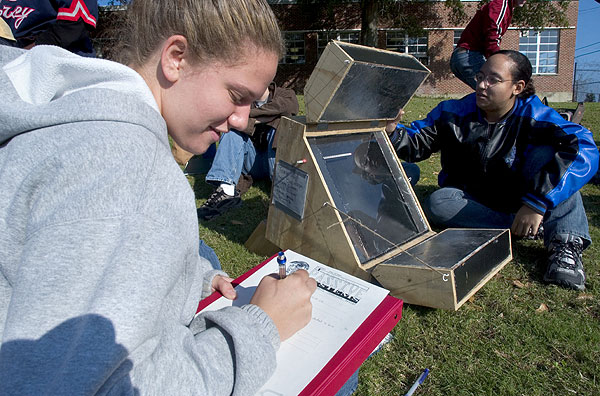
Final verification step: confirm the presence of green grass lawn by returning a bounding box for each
[189,98,600,396]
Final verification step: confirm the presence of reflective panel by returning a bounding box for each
[308,131,429,264]
[319,63,428,122]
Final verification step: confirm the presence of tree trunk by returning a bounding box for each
[360,0,379,47]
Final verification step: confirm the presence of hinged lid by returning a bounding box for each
[304,41,430,124]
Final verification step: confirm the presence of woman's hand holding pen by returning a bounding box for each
[250,270,317,341]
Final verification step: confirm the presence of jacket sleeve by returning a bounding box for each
[520,102,599,213]
[390,102,446,162]
[482,0,511,57]
[0,137,279,395]
[35,20,90,48]
[243,86,299,135]
[0,215,279,396]
[35,0,98,48]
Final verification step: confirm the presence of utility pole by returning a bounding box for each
[572,62,577,102]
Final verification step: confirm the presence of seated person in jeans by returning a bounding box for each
[450,0,525,90]
[198,82,299,220]
[388,50,598,291]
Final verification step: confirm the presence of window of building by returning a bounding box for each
[454,30,463,48]
[281,32,306,64]
[386,31,428,64]
[519,29,559,74]
[317,30,360,57]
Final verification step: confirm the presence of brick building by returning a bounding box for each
[270,0,579,101]
[92,1,579,101]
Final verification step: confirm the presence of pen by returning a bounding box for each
[404,368,429,396]
[277,251,287,279]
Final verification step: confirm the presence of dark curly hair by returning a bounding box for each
[494,50,536,98]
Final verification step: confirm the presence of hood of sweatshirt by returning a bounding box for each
[0,45,165,147]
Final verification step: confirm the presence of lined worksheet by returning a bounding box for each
[198,250,390,395]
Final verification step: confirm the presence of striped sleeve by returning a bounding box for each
[56,0,98,28]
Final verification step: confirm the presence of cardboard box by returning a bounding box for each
[262,41,512,310]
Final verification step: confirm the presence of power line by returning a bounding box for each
[574,80,600,86]
[575,41,600,52]
[579,6,600,12]
[575,48,600,58]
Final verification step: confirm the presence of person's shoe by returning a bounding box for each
[543,234,585,291]
[197,186,242,221]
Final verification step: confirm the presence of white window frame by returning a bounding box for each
[386,31,428,65]
[317,30,360,57]
[453,30,463,48]
[281,32,306,65]
[519,29,559,75]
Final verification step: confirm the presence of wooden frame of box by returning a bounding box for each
[259,41,512,310]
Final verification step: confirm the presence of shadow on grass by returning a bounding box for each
[582,186,600,229]
[401,303,437,317]
[511,240,547,283]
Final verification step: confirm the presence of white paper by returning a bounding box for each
[199,250,390,396]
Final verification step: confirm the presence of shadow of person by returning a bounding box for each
[0,314,138,395]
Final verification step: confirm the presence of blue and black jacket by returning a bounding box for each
[390,93,599,215]
[0,0,98,57]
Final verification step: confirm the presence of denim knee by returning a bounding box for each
[423,188,465,226]
[450,48,485,90]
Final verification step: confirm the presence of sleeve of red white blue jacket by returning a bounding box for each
[55,0,98,29]
[34,0,98,49]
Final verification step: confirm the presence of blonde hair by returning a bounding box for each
[121,0,284,67]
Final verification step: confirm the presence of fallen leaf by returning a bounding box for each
[230,220,244,225]
[512,280,526,289]
[535,303,549,313]
[576,294,594,300]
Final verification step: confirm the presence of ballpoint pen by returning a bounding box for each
[277,251,287,279]
[405,368,429,396]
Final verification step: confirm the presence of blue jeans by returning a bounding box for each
[335,370,358,396]
[423,144,592,248]
[450,47,486,90]
[205,128,276,186]
[199,240,221,270]
[423,188,591,249]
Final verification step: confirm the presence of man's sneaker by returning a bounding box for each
[543,234,585,291]
[197,186,242,221]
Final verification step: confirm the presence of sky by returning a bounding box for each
[575,0,600,101]
[575,0,599,61]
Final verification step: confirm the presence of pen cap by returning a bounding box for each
[277,251,287,265]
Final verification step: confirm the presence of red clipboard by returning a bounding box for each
[196,253,403,396]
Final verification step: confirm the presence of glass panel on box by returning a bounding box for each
[308,130,429,264]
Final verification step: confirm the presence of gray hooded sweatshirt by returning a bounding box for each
[0,45,279,395]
